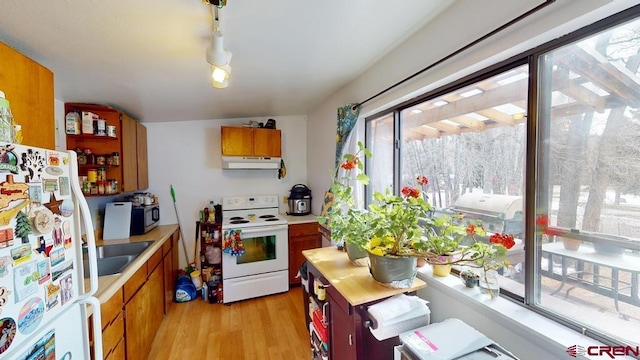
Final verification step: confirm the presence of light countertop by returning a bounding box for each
[302,246,427,306]
[84,224,179,304]
[280,213,319,225]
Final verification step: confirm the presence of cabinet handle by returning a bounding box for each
[349,334,353,346]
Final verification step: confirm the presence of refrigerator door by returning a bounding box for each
[0,143,101,359]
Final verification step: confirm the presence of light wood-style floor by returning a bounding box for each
[148,286,310,360]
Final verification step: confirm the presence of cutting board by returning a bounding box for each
[103,202,132,240]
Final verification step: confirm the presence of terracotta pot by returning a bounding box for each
[416,257,427,268]
[561,237,581,251]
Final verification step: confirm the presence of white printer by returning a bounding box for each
[397,318,519,360]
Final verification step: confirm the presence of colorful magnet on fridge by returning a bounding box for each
[59,200,73,218]
[0,178,28,210]
[46,282,60,310]
[0,287,11,315]
[0,317,17,354]
[0,144,20,174]
[17,297,44,334]
[20,148,46,183]
[44,166,63,176]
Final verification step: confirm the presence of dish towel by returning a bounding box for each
[222,229,245,256]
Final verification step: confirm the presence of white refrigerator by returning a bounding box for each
[0,143,102,360]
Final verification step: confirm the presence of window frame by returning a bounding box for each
[363,4,640,346]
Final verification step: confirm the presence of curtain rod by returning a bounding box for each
[355,0,556,109]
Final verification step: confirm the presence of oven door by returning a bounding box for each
[222,224,288,279]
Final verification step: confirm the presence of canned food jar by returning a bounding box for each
[87,169,97,183]
[96,155,106,165]
[111,152,120,166]
[107,125,117,138]
[97,167,106,181]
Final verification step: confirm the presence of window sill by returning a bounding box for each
[414,267,626,359]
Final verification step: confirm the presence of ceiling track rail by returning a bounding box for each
[355,0,556,109]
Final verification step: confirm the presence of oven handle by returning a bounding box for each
[227,224,288,235]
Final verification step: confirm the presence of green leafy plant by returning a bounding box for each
[317,141,373,247]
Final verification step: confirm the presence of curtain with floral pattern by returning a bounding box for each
[334,103,360,169]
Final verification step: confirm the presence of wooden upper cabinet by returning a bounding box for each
[0,41,54,149]
[65,103,148,195]
[121,113,138,193]
[253,128,281,157]
[136,121,148,190]
[221,126,281,157]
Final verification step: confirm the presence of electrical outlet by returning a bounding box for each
[282,196,288,204]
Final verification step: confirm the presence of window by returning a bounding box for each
[364,9,640,346]
[535,16,640,345]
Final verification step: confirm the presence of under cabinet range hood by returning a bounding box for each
[222,156,281,169]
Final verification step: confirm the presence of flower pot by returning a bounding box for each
[561,237,581,251]
[479,270,500,299]
[460,271,480,288]
[345,242,369,266]
[432,263,452,277]
[416,257,427,268]
[368,252,417,288]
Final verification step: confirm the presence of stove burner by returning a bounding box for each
[230,217,245,221]
[230,220,250,224]
[259,215,276,219]
[265,218,280,222]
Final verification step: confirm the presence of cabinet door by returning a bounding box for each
[121,113,138,193]
[0,41,54,148]
[125,260,164,360]
[221,126,253,156]
[136,121,148,189]
[328,291,357,359]
[253,128,281,157]
[289,223,321,284]
[163,251,173,314]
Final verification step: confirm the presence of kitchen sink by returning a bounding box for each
[82,241,155,277]
[83,255,138,277]
[96,241,155,258]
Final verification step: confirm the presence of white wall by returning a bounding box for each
[145,116,307,266]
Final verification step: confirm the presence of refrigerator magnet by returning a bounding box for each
[46,283,60,310]
[59,274,73,306]
[0,317,17,354]
[46,151,59,166]
[13,261,38,302]
[0,256,10,277]
[0,177,29,210]
[20,148,46,183]
[0,286,11,314]
[0,144,19,174]
[17,297,44,334]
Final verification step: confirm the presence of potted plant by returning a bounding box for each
[462,230,516,299]
[460,269,480,288]
[317,142,373,264]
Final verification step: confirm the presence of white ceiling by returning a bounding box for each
[0,0,453,122]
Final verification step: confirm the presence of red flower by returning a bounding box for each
[340,157,359,170]
[416,175,429,186]
[536,215,548,228]
[466,224,476,234]
[489,233,515,249]
[401,186,420,198]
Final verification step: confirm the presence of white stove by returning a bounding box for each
[222,195,287,229]
[220,195,289,304]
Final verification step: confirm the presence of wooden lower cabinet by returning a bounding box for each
[125,254,164,360]
[106,337,126,360]
[91,229,181,360]
[288,222,321,285]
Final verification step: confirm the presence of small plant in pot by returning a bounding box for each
[460,269,480,288]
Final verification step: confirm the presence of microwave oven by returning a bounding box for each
[131,204,160,235]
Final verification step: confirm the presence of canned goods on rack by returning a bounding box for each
[87,169,97,183]
[97,167,106,181]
